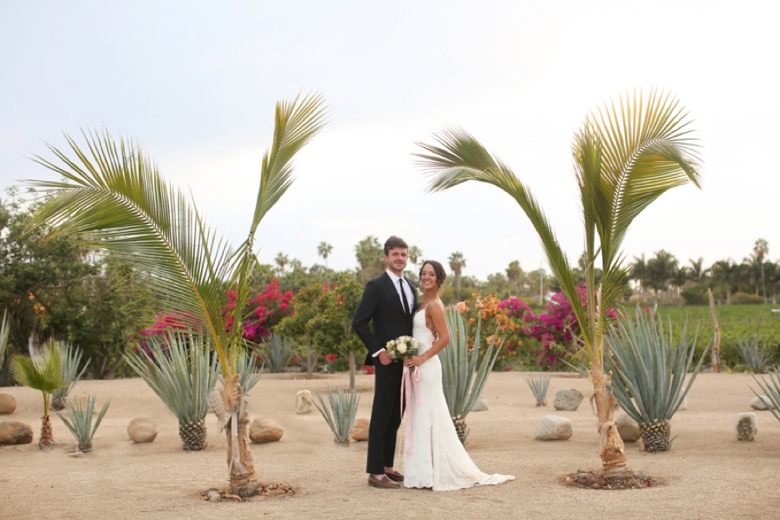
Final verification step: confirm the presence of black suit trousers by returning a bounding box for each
[366,359,404,474]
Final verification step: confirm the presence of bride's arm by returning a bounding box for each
[407,302,450,368]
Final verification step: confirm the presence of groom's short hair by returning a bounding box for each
[384,236,408,255]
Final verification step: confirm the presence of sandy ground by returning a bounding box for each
[2,371,780,520]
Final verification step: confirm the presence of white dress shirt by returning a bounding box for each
[372,269,414,357]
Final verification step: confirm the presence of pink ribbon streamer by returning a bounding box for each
[401,365,421,454]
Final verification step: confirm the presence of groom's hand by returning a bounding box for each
[377,351,392,365]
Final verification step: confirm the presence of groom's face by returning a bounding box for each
[384,247,408,275]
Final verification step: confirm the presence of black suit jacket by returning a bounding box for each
[352,272,418,365]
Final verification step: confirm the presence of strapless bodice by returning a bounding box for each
[413,310,434,354]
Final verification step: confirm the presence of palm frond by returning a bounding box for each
[10,343,66,395]
[28,129,235,357]
[416,129,588,351]
[124,332,220,424]
[28,93,327,379]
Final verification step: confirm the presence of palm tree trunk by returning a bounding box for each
[223,375,259,497]
[39,414,55,450]
[590,362,630,478]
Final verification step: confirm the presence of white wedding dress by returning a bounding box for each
[403,309,515,491]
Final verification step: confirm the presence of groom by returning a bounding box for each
[352,235,417,489]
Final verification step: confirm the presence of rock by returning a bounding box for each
[735,413,757,441]
[470,395,488,412]
[553,388,584,411]
[0,394,16,414]
[295,390,314,414]
[0,420,33,445]
[615,413,641,442]
[535,415,573,440]
[750,396,775,410]
[350,417,369,441]
[250,416,283,443]
[127,416,158,443]
[68,450,85,458]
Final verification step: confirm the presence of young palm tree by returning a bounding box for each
[0,310,9,365]
[10,343,66,450]
[416,89,700,477]
[27,93,326,495]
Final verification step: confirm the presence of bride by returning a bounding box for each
[402,260,515,491]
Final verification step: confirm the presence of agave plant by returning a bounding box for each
[235,347,263,395]
[524,374,551,406]
[55,394,111,451]
[260,335,295,373]
[312,386,360,444]
[604,308,709,452]
[735,312,772,374]
[752,366,780,423]
[416,89,701,476]
[125,333,220,451]
[28,93,325,495]
[9,343,66,450]
[441,307,502,443]
[51,342,90,411]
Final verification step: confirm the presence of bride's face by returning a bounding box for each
[420,264,438,290]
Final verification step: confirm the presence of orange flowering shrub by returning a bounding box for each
[458,293,523,368]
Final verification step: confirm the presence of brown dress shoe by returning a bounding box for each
[368,474,400,489]
[385,471,404,483]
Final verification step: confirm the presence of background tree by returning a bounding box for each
[646,250,678,301]
[355,235,384,284]
[308,273,365,391]
[275,282,330,378]
[449,251,466,302]
[275,252,289,276]
[753,238,768,303]
[711,259,740,304]
[629,254,648,300]
[506,260,523,296]
[408,245,422,272]
[688,257,709,281]
[417,89,701,477]
[317,242,333,268]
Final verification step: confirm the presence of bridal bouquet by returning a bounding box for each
[385,336,420,371]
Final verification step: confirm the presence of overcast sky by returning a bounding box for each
[1,1,778,279]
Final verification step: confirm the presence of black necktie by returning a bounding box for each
[399,279,410,316]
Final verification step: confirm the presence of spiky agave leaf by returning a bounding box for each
[124,332,220,425]
[440,307,502,421]
[752,366,780,423]
[605,308,709,433]
[312,387,360,443]
[234,347,263,395]
[51,341,90,409]
[55,394,111,451]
